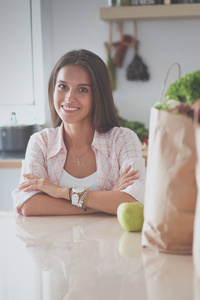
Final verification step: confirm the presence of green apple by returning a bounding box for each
[117,202,144,232]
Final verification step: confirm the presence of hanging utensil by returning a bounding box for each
[112,22,132,68]
[104,22,116,90]
[126,21,150,81]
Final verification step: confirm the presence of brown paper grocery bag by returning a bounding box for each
[193,127,200,275]
[142,107,197,254]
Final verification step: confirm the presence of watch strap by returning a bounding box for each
[69,187,73,202]
[71,186,86,207]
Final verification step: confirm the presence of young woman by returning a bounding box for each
[12,50,145,216]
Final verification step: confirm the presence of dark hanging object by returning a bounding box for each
[104,42,116,91]
[104,23,116,91]
[126,52,150,81]
[112,34,132,68]
[126,21,150,82]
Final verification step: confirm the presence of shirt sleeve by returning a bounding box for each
[117,128,145,204]
[12,132,48,214]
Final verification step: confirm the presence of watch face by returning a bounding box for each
[73,186,85,193]
[72,194,79,206]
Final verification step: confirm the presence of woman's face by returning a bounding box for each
[54,65,93,126]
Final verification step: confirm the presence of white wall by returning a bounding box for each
[41,0,200,129]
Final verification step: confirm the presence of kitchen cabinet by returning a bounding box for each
[0,0,45,126]
[0,168,21,210]
[0,157,22,209]
[100,4,200,21]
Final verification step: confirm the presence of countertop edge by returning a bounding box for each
[0,160,22,168]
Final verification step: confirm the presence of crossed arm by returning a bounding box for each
[19,166,139,216]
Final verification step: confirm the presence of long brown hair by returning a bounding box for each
[48,49,119,133]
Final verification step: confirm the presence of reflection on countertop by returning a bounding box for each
[15,213,145,300]
[0,211,199,300]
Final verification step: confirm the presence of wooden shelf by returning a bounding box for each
[100,4,200,21]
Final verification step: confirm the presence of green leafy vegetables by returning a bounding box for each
[165,70,200,104]
[155,69,200,111]
[154,69,200,122]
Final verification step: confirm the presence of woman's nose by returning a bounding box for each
[65,89,75,102]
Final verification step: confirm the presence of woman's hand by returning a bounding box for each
[112,165,139,191]
[18,174,67,199]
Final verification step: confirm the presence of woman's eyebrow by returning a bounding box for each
[77,83,91,87]
[57,80,91,87]
[57,80,67,84]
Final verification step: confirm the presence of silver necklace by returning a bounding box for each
[69,149,90,166]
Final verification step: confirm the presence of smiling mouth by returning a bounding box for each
[62,105,80,112]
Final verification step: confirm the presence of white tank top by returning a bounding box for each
[59,169,98,191]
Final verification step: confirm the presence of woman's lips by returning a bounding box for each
[61,105,80,113]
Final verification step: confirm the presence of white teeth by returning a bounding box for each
[63,106,78,111]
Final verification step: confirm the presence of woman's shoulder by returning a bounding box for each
[29,126,60,146]
[106,126,138,141]
[106,127,142,153]
[98,127,142,158]
[32,126,59,138]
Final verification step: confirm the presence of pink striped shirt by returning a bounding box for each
[12,124,145,214]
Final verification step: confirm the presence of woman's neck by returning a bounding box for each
[63,122,95,151]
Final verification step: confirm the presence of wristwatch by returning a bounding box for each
[71,186,86,206]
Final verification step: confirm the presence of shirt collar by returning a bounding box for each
[47,124,110,159]
[47,123,66,159]
[92,130,109,158]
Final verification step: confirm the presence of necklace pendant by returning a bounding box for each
[77,158,81,166]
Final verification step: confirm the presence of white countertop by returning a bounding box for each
[0,211,199,300]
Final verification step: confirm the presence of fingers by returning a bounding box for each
[121,174,138,184]
[119,166,138,178]
[18,174,41,191]
[119,165,131,179]
[120,181,134,190]
[119,166,139,182]
[18,175,62,198]
[112,180,133,192]
[112,166,139,192]
[19,179,39,192]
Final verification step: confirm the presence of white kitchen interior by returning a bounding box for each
[0,1,200,299]
[1,0,200,209]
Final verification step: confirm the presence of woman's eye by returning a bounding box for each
[58,84,67,89]
[79,87,88,92]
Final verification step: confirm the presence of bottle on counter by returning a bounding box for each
[10,112,18,125]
